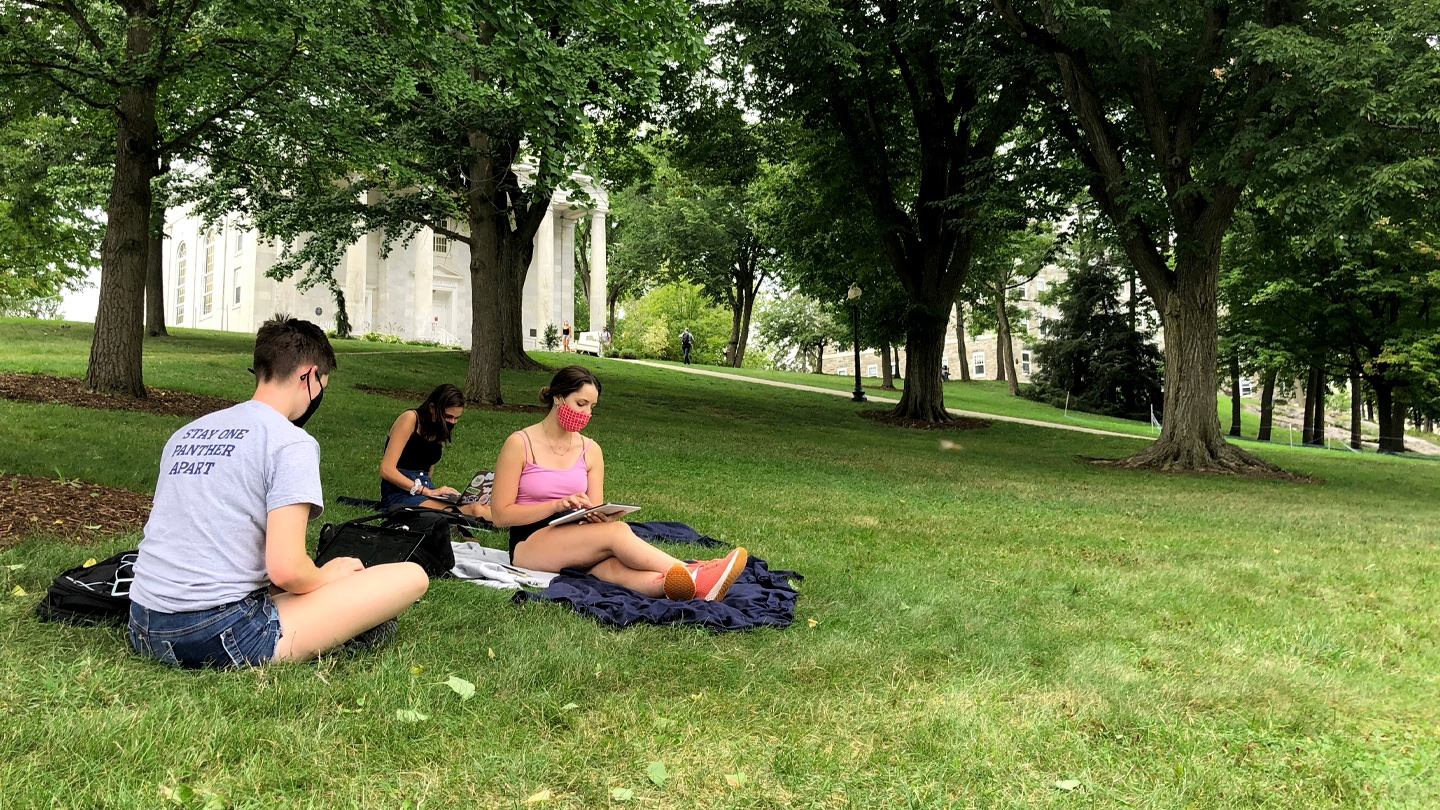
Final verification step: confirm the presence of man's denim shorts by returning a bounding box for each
[128,589,282,669]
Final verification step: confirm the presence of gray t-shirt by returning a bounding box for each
[130,400,324,613]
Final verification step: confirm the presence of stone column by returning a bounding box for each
[559,212,576,331]
[343,231,368,334]
[589,210,606,333]
[533,206,556,338]
[414,230,433,340]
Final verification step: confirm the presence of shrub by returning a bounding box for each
[541,323,560,351]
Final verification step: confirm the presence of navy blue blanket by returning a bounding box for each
[627,520,727,548]
[512,554,800,631]
[512,522,801,631]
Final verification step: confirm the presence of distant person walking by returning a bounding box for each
[680,327,694,365]
[599,327,611,357]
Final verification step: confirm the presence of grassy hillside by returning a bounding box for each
[1,318,1437,809]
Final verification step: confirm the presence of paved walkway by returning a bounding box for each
[625,360,1149,441]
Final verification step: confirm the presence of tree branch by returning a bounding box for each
[157,32,300,156]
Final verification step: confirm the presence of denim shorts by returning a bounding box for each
[380,469,434,509]
[128,589,282,669]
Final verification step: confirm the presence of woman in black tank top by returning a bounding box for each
[379,384,491,519]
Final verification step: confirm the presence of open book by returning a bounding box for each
[547,502,641,527]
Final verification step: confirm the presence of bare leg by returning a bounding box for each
[271,561,428,661]
[589,558,666,597]
[512,521,683,589]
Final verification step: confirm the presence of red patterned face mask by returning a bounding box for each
[557,400,591,432]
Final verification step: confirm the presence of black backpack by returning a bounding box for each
[317,507,492,579]
[34,550,138,626]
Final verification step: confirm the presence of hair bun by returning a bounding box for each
[539,386,552,405]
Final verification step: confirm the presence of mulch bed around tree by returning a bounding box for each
[0,372,236,419]
[858,409,991,431]
[0,473,152,548]
[351,384,547,412]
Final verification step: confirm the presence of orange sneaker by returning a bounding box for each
[663,562,696,600]
[687,547,748,602]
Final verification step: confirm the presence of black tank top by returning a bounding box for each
[389,411,443,470]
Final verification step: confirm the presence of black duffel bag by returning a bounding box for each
[316,506,491,578]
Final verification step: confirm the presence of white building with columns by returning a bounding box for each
[161,174,608,349]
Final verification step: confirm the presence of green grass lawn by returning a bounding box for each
[634,359,1162,437]
[2,318,1439,809]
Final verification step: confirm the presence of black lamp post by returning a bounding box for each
[848,284,865,402]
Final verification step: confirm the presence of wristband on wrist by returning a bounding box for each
[409,479,423,495]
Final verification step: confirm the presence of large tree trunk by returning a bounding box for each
[1349,369,1362,451]
[86,18,159,398]
[1103,258,1281,474]
[725,293,743,367]
[996,291,1019,395]
[1301,367,1316,445]
[1306,366,1327,447]
[144,224,167,337]
[145,158,169,338]
[955,301,970,381]
[880,343,895,389]
[1373,385,1406,453]
[813,339,824,374]
[993,289,1008,384]
[734,285,756,368]
[1228,349,1242,437]
[498,235,547,371]
[464,150,506,405]
[893,314,951,421]
[1257,367,1277,442]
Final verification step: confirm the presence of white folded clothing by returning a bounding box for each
[449,541,557,590]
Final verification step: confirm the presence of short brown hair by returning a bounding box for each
[253,315,337,382]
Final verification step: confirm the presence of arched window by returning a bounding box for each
[202,231,216,315]
[174,242,188,323]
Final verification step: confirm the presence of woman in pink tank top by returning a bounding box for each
[490,366,747,601]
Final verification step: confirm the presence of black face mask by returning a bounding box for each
[292,372,326,428]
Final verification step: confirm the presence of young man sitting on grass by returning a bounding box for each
[127,315,428,668]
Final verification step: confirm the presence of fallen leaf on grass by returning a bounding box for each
[411,665,424,674]
[647,760,669,786]
[83,524,102,530]
[807,619,818,627]
[560,702,579,711]
[487,647,495,659]
[395,709,428,722]
[938,439,962,451]
[10,585,26,597]
[84,558,97,567]
[524,789,551,803]
[1054,779,1081,791]
[444,675,475,701]
[3,564,23,571]
[610,787,634,801]
[725,772,747,788]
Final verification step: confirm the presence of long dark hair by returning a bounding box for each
[539,365,601,407]
[416,383,464,443]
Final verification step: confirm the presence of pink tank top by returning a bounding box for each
[514,430,590,505]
